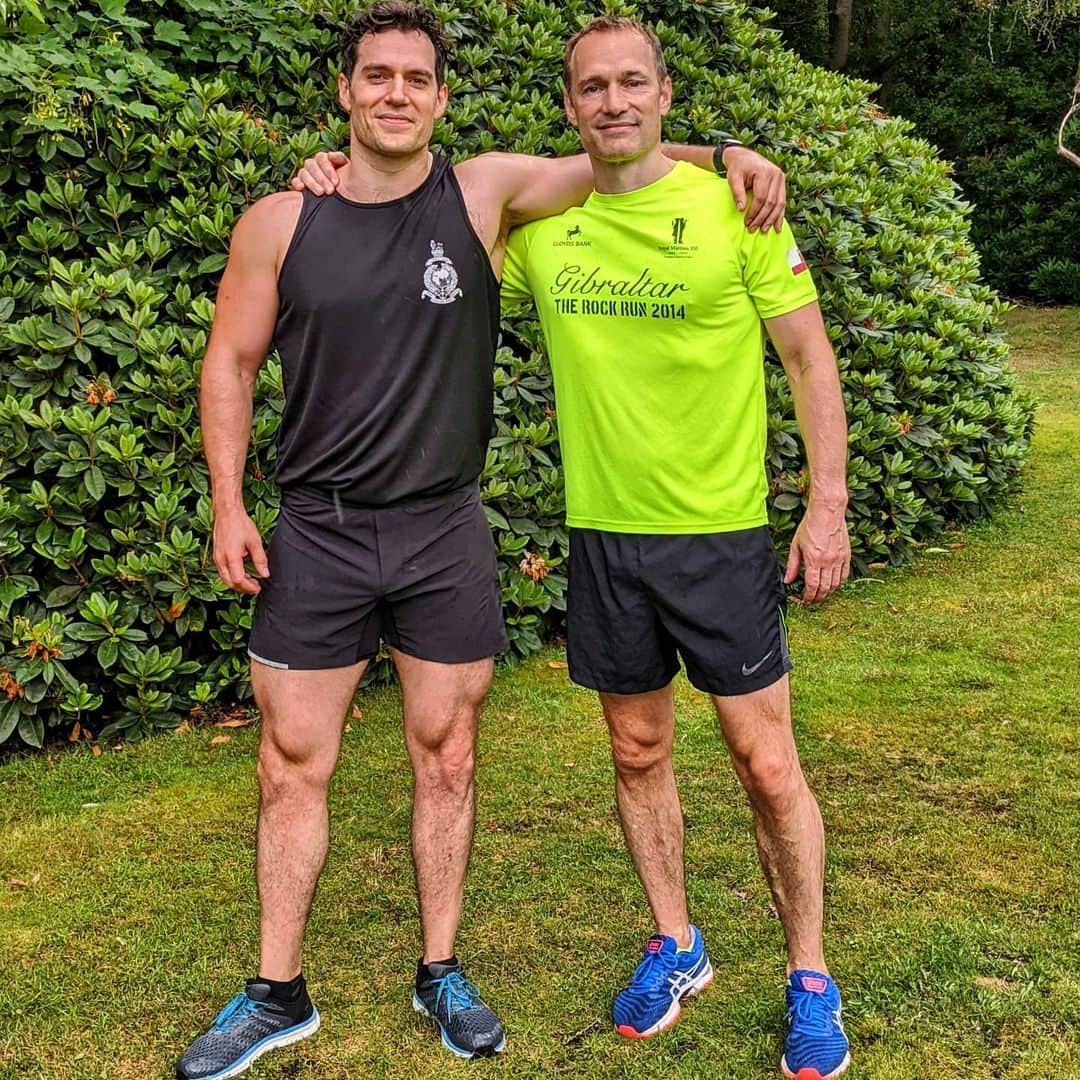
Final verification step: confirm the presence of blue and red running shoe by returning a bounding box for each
[781,969,851,1079]
[612,925,714,1038]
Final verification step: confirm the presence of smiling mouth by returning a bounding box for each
[377,116,413,126]
[598,123,637,132]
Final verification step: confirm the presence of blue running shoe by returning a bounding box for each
[176,980,320,1079]
[613,925,714,1038]
[781,970,850,1079]
[412,960,506,1058]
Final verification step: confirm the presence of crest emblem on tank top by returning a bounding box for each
[421,240,463,305]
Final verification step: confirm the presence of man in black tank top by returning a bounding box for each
[184,4,790,1075]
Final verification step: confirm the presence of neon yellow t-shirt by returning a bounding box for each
[501,161,818,534]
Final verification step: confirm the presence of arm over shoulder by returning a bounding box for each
[457,152,595,231]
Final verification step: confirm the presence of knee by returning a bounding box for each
[610,730,669,776]
[257,738,333,801]
[410,718,476,794]
[735,750,802,810]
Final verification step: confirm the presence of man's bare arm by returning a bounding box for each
[763,302,851,604]
[292,145,788,231]
[200,192,300,594]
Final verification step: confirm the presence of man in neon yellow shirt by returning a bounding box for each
[501,16,852,1080]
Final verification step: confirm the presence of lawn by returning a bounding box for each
[0,306,1077,1079]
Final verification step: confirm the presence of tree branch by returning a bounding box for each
[1058,75,1080,168]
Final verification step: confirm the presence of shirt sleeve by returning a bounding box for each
[499,223,537,310]
[739,218,819,320]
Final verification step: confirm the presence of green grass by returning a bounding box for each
[1,306,1077,1079]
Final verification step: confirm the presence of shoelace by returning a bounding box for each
[212,993,263,1033]
[628,946,675,993]
[788,989,837,1035]
[432,971,482,1015]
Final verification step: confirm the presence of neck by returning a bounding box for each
[338,141,434,203]
[590,146,673,194]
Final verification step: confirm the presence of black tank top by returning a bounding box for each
[272,154,500,504]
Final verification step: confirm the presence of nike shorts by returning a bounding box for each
[566,525,791,696]
[248,484,507,670]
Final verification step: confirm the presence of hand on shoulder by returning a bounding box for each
[290,150,349,196]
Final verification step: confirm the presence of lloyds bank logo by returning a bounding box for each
[554,223,592,248]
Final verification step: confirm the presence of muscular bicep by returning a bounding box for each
[204,193,299,381]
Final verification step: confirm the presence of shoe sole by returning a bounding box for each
[780,1050,852,1080]
[180,1008,321,1080]
[614,960,715,1039]
[411,991,507,1059]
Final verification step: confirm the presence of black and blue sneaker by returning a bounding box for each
[175,979,320,1079]
[412,959,506,1058]
[781,970,850,1079]
[612,925,714,1038]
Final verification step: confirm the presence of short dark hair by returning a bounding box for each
[562,15,667,91]
[340,2,451,85]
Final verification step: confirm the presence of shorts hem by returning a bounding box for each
[686,657,792,697]
[386,636,508,666]
[248,648,378,672]
[568,665,679,696]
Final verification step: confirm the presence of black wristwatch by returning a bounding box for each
[713,139,743,176]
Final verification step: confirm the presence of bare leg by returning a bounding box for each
[711,675,826,973]
[253,659,367,981]
[392,650,493,963]
[601,684,691,948]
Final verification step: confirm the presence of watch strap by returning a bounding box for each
[713,139,743,175]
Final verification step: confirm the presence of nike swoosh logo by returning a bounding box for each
[741,650,774,677]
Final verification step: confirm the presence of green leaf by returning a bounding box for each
[484,506,510,530]
[154,19,189,46]
[98,638,119,670]
[44,584,85,608]
[84,466,106,502]
[0,703,20,744]
[196,252,228,275]
[18,713,44,749]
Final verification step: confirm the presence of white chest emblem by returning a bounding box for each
[421,240,463,305]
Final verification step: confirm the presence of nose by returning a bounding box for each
[387,74,409,103]
[601,83,626,114]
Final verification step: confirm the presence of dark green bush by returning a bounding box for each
[965,137,1080,302]
[764,0,1080,302]
[0,0,1035,748]
[1031,258,1080,304]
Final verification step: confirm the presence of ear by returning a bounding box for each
[564,90,579,129]
[434,81,449,122]
[659,75,673,118]
[337,72,351,113]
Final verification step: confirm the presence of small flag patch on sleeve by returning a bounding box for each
[787,245,808,275]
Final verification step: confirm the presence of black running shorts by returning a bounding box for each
[567,525,791,696]
[248,484,507,670]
